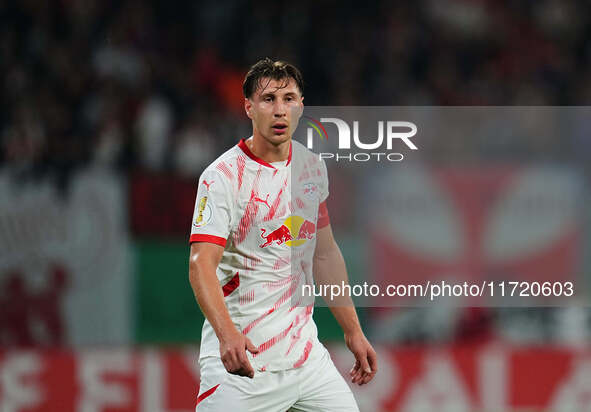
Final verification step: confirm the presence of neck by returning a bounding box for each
[249,131,291,163]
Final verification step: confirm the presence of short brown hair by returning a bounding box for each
[243,58,304,98]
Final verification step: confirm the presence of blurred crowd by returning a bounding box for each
[2,0,591,189]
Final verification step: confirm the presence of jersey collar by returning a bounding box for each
[238,138,292,169]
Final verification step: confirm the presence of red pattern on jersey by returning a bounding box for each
[271,256,291,271]
[288,296,304,312]
[298,170,310,181]
[241,275,299,335]
[216,161,234,181]
[235,169,263,244]
[196,384,220,406]
[293,339,314,368]
[255,321,294,355]
[243,307,275,335]
[286,306,313,355]
[239,289,255,305]
[265,274,294,291]
[222,273,240,297]
[263,177,288,222]
[275,204,286,217]
[237,155,246,190]
[295,197,305,210]
[242,254,263,270]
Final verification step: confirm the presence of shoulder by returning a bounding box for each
[200,144,242,183]
[291,139,326,170]
[291,139,329,200]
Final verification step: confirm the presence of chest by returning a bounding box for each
[230,168,323,243]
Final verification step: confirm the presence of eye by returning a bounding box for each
[264,96,273,102]
[286,96,293,102]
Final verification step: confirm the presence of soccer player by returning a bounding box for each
[189,58,377,411]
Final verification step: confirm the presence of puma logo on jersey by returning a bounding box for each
[253,193,270,208]
[202,180,214,190]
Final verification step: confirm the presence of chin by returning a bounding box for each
[264,133,291,146]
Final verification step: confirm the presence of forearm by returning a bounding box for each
[328,305,364,337]
[313,239,363,336]
[189,254,238,340]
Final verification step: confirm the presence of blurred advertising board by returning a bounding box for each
[129,173,197,238]
[0,170,132,345]
[1,345,590,411]
[369,165,584,307]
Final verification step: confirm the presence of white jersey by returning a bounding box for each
[189,138,330,371]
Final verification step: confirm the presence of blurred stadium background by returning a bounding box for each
[1,0,591,411]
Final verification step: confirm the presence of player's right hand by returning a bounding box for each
[219,329,259,378]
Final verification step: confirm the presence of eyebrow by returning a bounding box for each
[260,91,298,98]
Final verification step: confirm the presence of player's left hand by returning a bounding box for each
[345,332,377,386]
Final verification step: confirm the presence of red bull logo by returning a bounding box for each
[260,225,293,248]
[296,220,315,240]
[260,216,316,248]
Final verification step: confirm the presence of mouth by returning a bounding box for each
[272,123,288,134]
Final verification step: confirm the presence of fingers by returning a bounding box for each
[350,359,362,384]
[362,348,378,384]
[360,365,376,385]
[360,354,371,374]
[349,359,360,376]
[246,338,259,354]
[350,348,378,386]
[221,350,240,374]
[360,351,377,385]
[221,345,255,378]
[237,347,255,378]
[224,359,254,378]
[368,348,378,374]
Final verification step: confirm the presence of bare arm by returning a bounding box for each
[313,224,378,385]
[189,242,258,377]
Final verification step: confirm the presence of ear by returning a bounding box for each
[295,96,304,118]
[244,98,253,119]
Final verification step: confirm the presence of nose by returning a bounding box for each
[273,100,287,118]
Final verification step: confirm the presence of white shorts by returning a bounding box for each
[195,348,359,412]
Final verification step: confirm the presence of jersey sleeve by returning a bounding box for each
[189,169,233,247]
[318,201,330,229]
[317,159,330,228]
[319,158,329,203]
